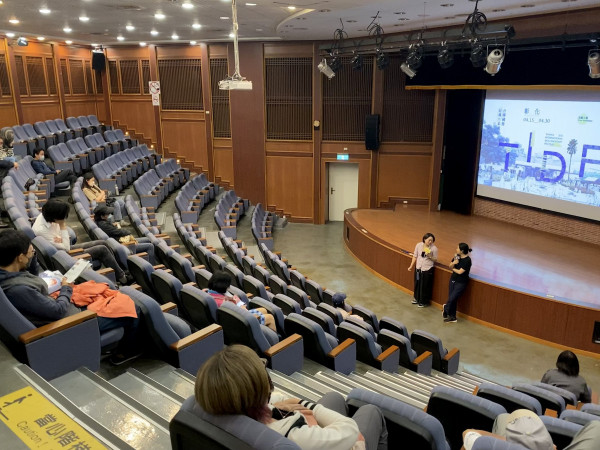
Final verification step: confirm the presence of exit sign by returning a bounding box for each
[337,154,349,161]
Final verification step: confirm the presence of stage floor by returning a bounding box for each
[350,206,600,309]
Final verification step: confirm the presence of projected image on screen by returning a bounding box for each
[477,91,600,221]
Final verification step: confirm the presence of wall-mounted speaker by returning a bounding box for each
[92,52,106,72]
[365,114,380,151]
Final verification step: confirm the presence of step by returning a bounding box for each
[50,368,171,449]
[435,371,478,389]
[144,365,196,400]
[431,373,475,393]
[269,370,322,403]
[364,370,432,397]
[347,373,427,409]
[110,369,184,421]
[290,372,348,397]
[458,371,495,385]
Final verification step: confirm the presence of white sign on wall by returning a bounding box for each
[149,81,160,106]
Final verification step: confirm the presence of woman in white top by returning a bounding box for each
[407,233,438,307]
[195,345,388,450]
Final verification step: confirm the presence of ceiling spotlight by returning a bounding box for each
[37,36,45,41]
[182,2,194,9]
[117,35,125,41]
[155,12,166,20]
[190,40,197,45]
[318,58,335,79]
[39,8,51,15]
[65,40,73,45]
[588,49,600,79]
[151,30,159,36]
[9,18,20,24]
[63,27,72,33]
[484,47,505,75]
[376,52,389,70]
[228,32,235,38]
[437,45,454,69]
[79,16,90,22]
[16,37,28,46]
[470,41,487,67]
[400,62,416,78]
[139,42,147,47]
[406,44,423,70]
[6,32,15,38]
[287,6,297,11]
[351,54,363,71]
[192,23,202,29]
[329,56,342,73]
[171,33,179,40]
[126,25,135,31]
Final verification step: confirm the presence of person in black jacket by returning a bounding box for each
[94,205,155,264]
[31,148,77,189]
[442,242,472,324]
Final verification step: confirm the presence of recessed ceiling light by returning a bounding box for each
[117,35,124,41]
[246,2,257,5]
[9,18,19,24]
[192,23,201,29]
[126,25,135,31]
[228,32,235,38]
[155,12,166,20]
[139,42,147,47]
[63,27,72,33]
[151,30,159,36]
[65,40,73,44]
[190,40,197,45]
[39,8,51,15]
[6,32,15,38]
[256,28,263,31]
[171,33,179,40]
[91,43,99,47]
[220,16,229,20]
[37,36,45,41]
[182,2,194,9]
[79,16,89,22]
[287,6,296,11]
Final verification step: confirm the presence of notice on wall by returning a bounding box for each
[149,81,161,106]
[0,386,104,449]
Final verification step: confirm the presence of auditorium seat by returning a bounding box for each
[410,330,460,375]
[532,382,578,406]
[284,313,356,374]
[286,285,315,309]
[427,385,507,450]
[242,275,273,300]
[180,284,218,330]
[337,322,399,372]
[170,396,300,450]
[317,302,344,325]
[252,264,271,287]
[77,115,98,134]
[168,251,205,285]
[45,119,74,141]
[47,143,80,174]
[127,255,160,297]
[351,305,380,332]
[54,118,79,139]
[346,388,450,450]
[377,329,432,375]
[34,121,61,145]
[12,124,41,155]
[87,115,112,133]
[539,415,583,450]
[471,437,527,450]
[224,264,245,289]
[217,302,303,375]
[301,307,337,336]
[512,384,565,415]
[268,274,288,296]
[248,296,286,338]
[379,317,410,339]
[476,383,543,414]
[272,294,302,316]
[67,116,92,136]
[558,410,600,426]
[580,403,600,416]
[241,255,257,276]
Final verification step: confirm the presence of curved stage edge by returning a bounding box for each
[344,209,600,355]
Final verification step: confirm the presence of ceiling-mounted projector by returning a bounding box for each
[219,0,253,91]
[17,37,28,46]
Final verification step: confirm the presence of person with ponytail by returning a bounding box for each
[442,242,472,323]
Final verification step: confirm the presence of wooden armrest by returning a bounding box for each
[96,268,114,275]
[443,348,459,361]
[130,284,142,291]
[290,266,296,271]
[234,239,242,245]
[566,404,578,410]
[282,258,288,264]
[275,252,282,257]
[164,269,173,274]
[265,286,271,291]
[184,282,197,288]
[153,264,166,270]
[544,409,558,417]
[135,252,149,258]
[155,234,169,239]
[170,324,222,351]
[20,310,97,344]
[73,253,92,261]
[328,338,355,358]
[169,245,180,251]
[472,386,479,395]
[413,351,432,365]
[68,249,84,255]
[264,333,302,358]
[192,265,206,270]
[161,302,177,313]
[145,207,156,212]
[376,345,399,362]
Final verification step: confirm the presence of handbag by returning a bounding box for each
[105,197,116,207]
[24,178,35,190]
[119,235,138,245]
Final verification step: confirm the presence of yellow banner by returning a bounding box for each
[0,386,105,449]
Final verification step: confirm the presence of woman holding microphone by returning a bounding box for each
[408,233,438,308]
[443,242,472,323]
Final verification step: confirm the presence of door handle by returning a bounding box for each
[330,187,335,194]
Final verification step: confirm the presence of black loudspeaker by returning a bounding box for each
[92,52,106,72]
[365,114,380,151]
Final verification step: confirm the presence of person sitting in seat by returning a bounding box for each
[32,199,133,285]
[31,148,77,193]
[0,229,141,365]
[206,270,277,332]
[82,173,126,224]
[541,350,592,403]
[93,205,155,264]
[195,345,388,450]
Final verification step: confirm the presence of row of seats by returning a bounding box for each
[133,167,177,209]
[174,174,216,223]
[3,155,59,198]
[213,189,249,239]
[252,203,275,250]
[92,146,155,192]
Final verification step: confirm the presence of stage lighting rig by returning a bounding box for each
[376,51,389,70]
[318,58,336,79]
[351,53,363,71]
[589,49,600,79]
[484,47,505,75]
[400,63,416,79]
[437,43,454,69]
[470,41,487,67]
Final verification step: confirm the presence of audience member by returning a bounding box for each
[94,205,155,264]
[442,242,472,324]
[0,229,140,364]
[332,292,363,321]
[206,270,277,332]
[32,199,132,285]
[407,232,438,307]
[31,148,77,193]
[195,345,388,450]
[82,172,126,223]
[541,350,592,403]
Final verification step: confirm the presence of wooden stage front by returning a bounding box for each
[344,206,600,354]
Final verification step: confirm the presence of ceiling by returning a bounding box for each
[0,0,597,46]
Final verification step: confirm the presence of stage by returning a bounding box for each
[344,206,600,354]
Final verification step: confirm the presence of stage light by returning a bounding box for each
[376,52,389,70]
[406,44,423,70]
[351,54,363,71]
[400,62,416,78]
[318,58,335,79]
[329,56,342,73]
[437,45,454,69]
[16,37,28,46]
[484,48,504,75]
[470,41,487,67]
[588,49,600,79]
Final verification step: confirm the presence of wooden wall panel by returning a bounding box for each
[0,103,17,126]
[266,155,314,221]
[111,97,156,143]
[21,101,61,123]
[64,99,98,118]
[377,153,432,205]
[213,138,234,188]
[161,112,208,170]
[265,141,312,154]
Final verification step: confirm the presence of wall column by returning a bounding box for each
[429,89,447,211]
[5,41,23,124]
[147,45,164,155]
[200,43,215,180]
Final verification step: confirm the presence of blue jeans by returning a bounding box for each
[444,280,468,318]
[134,241,155,265]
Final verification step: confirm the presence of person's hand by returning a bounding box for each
[53,236,63,243]
[13,162,18,169]
[272,400,310,413]
[56,169,61,174]
[357,433,365,443]
[60,277,73,287]
[56,219,67,230]
[301,410,318,426]
[115,223,121,229]
[408,266,413,271]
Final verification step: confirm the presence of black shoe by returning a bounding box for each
[418,303,426,308]
[411,299,418,304]
[109,351,142,366]
[444,317,457,323]
[442,305,448,319]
